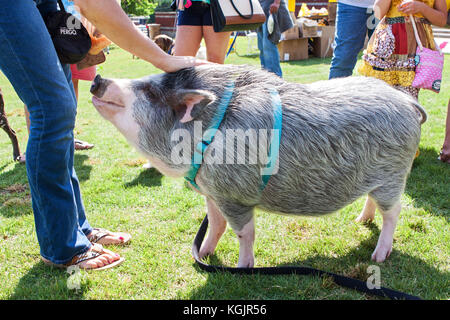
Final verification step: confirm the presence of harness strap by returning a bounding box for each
[192,216,422,300]
[260,88,282,191]
[184,80,235,190]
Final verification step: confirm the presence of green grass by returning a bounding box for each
[0,39,449,300]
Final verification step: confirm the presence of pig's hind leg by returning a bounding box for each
[355,196,376,223]
[368,186,403,263]
[199,198,228,259]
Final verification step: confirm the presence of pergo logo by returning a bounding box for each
[60,27,77,35]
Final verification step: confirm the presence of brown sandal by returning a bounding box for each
[438,150,450,164]
[87,228,131,246]
[42,243,124,271]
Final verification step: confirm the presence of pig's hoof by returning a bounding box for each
[237,257,254,268]
[371,246,392,263]
[355,215,374,223]
[198,246,215,260]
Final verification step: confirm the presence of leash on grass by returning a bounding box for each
[192,215,422,300]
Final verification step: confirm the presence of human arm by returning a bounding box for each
[374,0,392,19]
[73,0,210,72]
[397,0,447,27]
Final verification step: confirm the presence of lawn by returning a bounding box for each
[0,38,449,300]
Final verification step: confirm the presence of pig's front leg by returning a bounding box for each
[199,197,227,259]
[235,218,255,268]
[215,201,255,268]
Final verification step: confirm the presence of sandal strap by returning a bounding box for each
[88,228,111,244]
[67,243,104,266]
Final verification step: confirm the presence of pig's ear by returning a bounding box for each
[172,89,216,123]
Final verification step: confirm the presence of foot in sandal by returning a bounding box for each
[87,228,131,246]
[42,243,124,271]
[74,139,94,150]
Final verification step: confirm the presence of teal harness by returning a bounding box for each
[184,80,283,192]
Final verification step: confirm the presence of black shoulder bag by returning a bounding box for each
[44,0,92,64]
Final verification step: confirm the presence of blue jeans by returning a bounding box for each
[329,2,376,79]
[257,22,283,77]
[0,0,92,264]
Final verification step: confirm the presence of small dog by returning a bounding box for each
[154,34,175,55]
[153,34,207,59]
[0,88,21,161]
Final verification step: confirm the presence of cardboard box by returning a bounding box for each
[282,12,300,40]
[277,38,309,61]
[299,19,319,38]
[311,25,335,58]
[282,24,301,40]
[327,2,337,26]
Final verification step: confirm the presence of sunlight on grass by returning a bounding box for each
[0,38,449,300]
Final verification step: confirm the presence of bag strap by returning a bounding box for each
[57,0,66,13]
[410,15,443,55]
[192,215,422,300]
[230,0,254,20]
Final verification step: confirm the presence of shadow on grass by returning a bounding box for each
[74,154,92,183]
[8,261,89,300]
[406,147,450,220]
[123,168,162,188]
[188,223,447,300]
[0,161,27,188]
[0,153,93,186]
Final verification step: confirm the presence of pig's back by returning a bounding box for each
[258,76,422,215]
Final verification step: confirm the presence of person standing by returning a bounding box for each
[329,0,377,79]
[257,0,294,77]
[358,0,447,99]
[0,0,207,270]
[174,0,231,64]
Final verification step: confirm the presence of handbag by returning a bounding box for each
[210,0,266,33]
[44,0,92,64]
[410,15,444,93]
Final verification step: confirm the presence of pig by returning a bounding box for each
[90,64,426,267]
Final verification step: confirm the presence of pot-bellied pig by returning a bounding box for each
[90,64,426,267]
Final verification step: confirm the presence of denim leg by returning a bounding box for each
[329,2,372,79]
[0,0,91,264]
[60,63,92,236]
[257,22,283,77]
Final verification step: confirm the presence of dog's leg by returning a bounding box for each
[199,197,228,259]
[371,200,401,262]
[0,90,21,161]
[355,195,376,223]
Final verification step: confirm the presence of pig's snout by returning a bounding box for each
[90,74,107,98]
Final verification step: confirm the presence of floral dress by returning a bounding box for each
[358,0,437,99]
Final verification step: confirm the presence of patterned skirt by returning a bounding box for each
[358,15,436,99]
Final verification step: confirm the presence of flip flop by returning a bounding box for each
[74,139,94,150]
[87,228,132,246]
[42,243,124,271]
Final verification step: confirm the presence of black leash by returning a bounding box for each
[192,215,421,300]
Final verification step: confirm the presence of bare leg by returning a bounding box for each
[199,197,227,259]
[72,78,79,101]
[173,25,203,57]
[439,99,450,163]
[202,26,231,64]
[371,201,401,262]
[355,195,376,223]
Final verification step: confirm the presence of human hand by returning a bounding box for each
[161,55,215,73]
[397,0,426,15]
[269,2,280,14]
